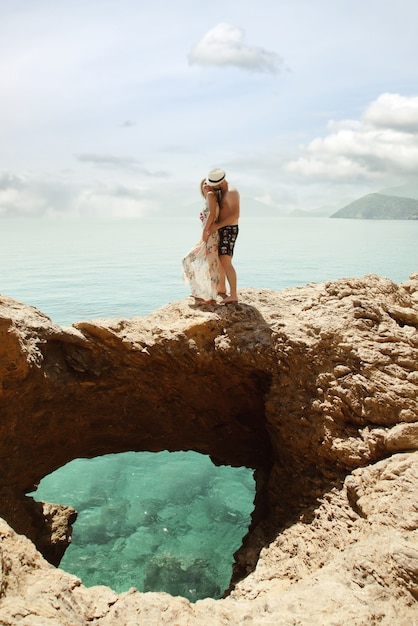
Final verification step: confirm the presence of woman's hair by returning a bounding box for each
[200,178,206,197]
[200,178,221,204]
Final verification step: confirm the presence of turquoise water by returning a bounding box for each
[31,451,254,601]
[2,215,417,599]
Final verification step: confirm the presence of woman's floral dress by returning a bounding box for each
[182,204,220,300]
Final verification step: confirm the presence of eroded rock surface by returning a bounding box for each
[0,274,417,624]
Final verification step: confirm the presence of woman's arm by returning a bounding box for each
[202,191,218,241]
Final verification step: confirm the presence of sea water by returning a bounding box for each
[1,215,417,600]
[33,451,253,600]
[2,216,416,325]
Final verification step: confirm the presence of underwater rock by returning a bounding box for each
[144,555,221,601]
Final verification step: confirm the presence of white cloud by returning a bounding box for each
[0,172,76,217]
[76,154,141,169]
[363,93,418,133]
[286,94,418,183]
[76,185,156,219]
[0,171,159,219]
[188,23,282,74]
[75,154,170,179]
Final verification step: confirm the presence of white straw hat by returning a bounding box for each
[206,168,226,186]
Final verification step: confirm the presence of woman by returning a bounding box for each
[182,179,220,304]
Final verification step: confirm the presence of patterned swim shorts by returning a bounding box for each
[218,225,239,257]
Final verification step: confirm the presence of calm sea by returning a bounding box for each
[2,215,417,600]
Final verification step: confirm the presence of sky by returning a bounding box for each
[1,0,418,218]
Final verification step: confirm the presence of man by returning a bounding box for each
[204,168,240,304]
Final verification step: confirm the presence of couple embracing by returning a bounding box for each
[183,168,240,305]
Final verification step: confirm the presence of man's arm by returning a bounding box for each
[208,190,240,232]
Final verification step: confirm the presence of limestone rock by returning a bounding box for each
[0,273,417,624]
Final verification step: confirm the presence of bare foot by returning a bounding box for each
[199,299,216,305]
[221,296,238,305]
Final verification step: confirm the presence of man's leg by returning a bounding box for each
[219,254,238,302]
[218,262,227,295]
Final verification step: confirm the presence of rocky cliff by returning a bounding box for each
[0,274,417,625]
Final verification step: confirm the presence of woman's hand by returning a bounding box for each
[202,183,213,196]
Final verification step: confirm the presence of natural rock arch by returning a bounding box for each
[0,274,417,622]
[1,294,276,581]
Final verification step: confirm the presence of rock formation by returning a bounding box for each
[0,273,417,624]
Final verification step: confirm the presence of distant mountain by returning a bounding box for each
[330,193,418,220]
[289,196,356,218]
[241,197,287,217]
